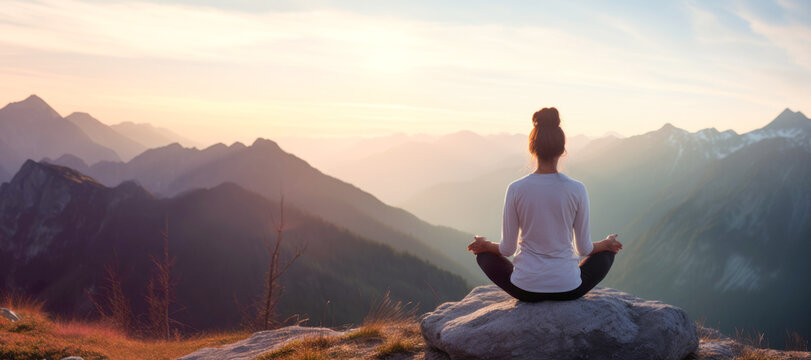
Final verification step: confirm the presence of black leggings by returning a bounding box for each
[476,251,615,302]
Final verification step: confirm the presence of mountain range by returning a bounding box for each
[0,160,469,330]
[49,138,481,283]
[0,95,195,179]
[0,95,483,284]
[65,112,148,161]
[398,108,811,346]
[1,93,807,345]
[0,95,120,175]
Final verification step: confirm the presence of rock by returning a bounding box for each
[177,325,345,360]
[696,341,736,360]
[420,285,698,360]
[0,308,20,322]
[692,325,811,360]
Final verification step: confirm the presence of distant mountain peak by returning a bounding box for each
[64,112,103,126]
[653,122,688,136]
[766,108,809,130]
[661,123,677,130]
[602,131,625,139]
[112,179,154,198]
[66,111,92,119]
[251,137,281,150]
[115,120,141,127]
[1,94,61,119]
[10,160,103,189]
[23,94,46,104]
[3,160,155,207]
[44,154,89,171]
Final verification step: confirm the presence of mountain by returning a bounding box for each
[43,154,90,172]
[110,121,198,149]
[398,108,811,346]
[0,95,120,171]
[0,161,469,330]
[74,142,247,196]
[66,112,147,161]
[0,137,20,183]
[404,110,810,247]
[609,137,811,345]
[51,139,482,283]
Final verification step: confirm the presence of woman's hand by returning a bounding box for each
[467,236,497,255]
[601,234,623,253]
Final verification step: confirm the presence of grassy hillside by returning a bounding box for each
[0,297,250,360]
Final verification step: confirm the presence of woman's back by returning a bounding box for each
[467,106,621,303]
[499,172,593,293]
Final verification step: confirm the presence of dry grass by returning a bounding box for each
[0,306,250,360]
[254,322,425,360]
[693,323,811,360]
[695,319,724,342]
[374,333,420,357]
[255,293,424,360]
[785,330,809,352]
[734,347,776,360]
[363,291,417,327]
[2,291,44,315]
[347,291,416,341]
[257,336,337,360]
[735,328,770,350]
[0,290,427,360]
[346,325,384,340]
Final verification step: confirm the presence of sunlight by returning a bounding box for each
[364,45,414,73]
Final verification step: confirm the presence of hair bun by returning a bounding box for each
[532,107,560,128]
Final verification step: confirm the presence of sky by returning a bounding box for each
[0,0,809,145]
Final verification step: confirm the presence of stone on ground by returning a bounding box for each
[420,285,698,360]
[0,308,19,322]
[178,325,345,360]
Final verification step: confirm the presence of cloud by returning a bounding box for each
[734,1,811,71]
[683,2,768,46]
[0,0,713,87]
[0,0,807,140]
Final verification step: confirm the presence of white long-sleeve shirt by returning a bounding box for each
[498,172,593,293]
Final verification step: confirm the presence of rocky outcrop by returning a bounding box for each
[178,326,345,360]
[0,308,19,322]
[420,285,698,360]
[693,325,811,360]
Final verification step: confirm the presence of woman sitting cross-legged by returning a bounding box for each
[468,107,622,302]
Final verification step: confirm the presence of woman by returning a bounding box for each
[467,107,622,302]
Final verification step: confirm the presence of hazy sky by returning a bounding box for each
[1,0,809,145]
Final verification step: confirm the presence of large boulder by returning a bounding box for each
[421,285,698,360]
